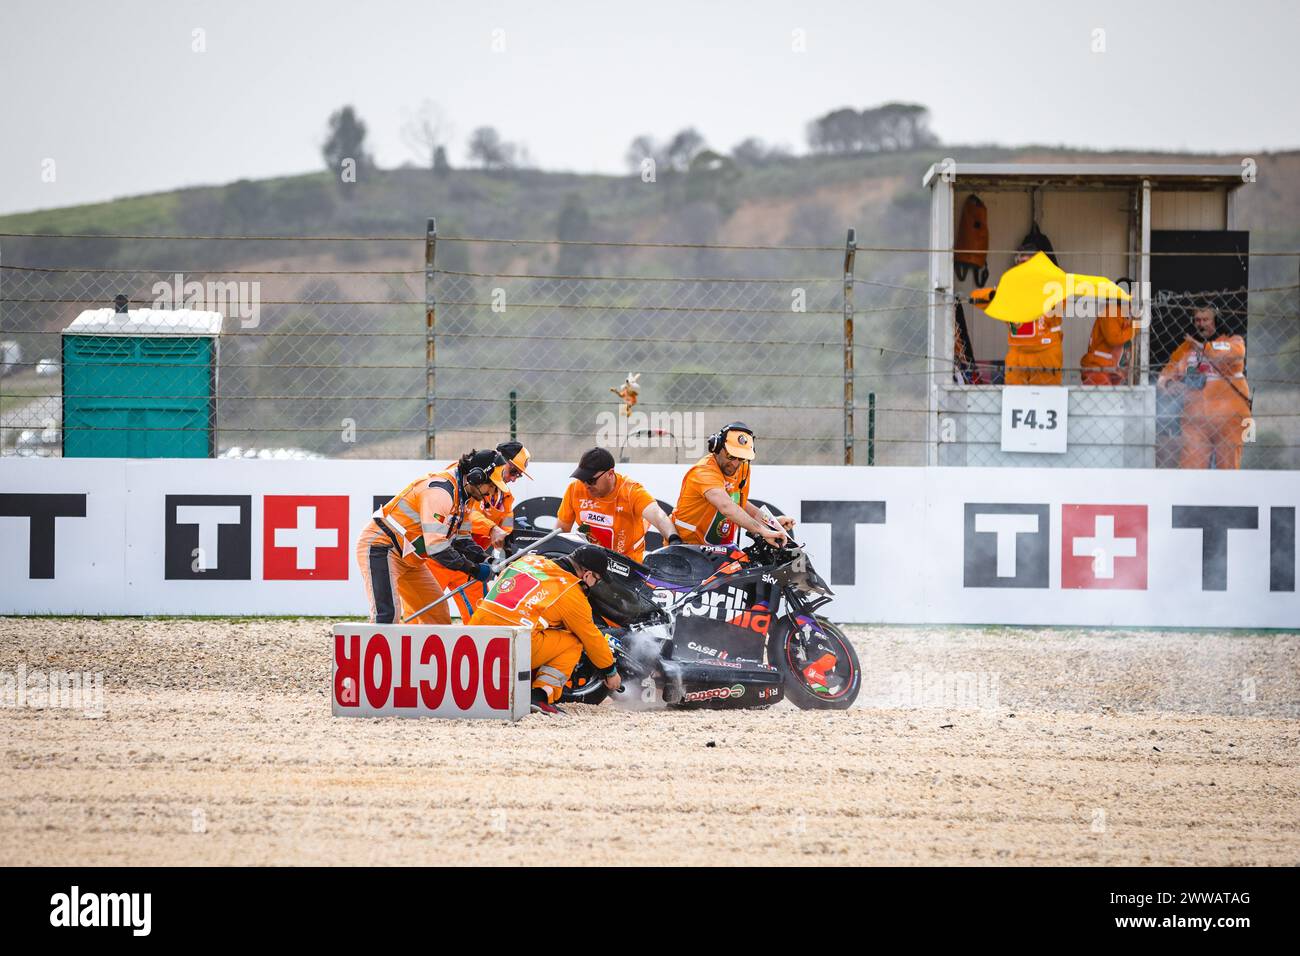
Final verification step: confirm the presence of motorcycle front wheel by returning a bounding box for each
[559,654,611,706]
[768,615,861,710]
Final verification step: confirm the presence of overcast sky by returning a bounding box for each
[1,0,1297,216]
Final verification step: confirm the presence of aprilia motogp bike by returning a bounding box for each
[508,521,861,710]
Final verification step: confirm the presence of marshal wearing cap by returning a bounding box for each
[710,421,755,461]
[497,440,533,481]
[568,544,610,580]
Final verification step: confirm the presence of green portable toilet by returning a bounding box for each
[62,307,223,458]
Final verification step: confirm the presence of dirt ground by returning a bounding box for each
[1,617,1296,866]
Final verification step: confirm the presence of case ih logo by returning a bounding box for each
[263,496,349,580]
[1062,505,1148,590]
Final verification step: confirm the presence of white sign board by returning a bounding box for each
[1001,386,1069,453]
[332,624,530,720]
[1,458,1297,628]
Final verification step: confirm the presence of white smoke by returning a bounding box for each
[607,622,682,710]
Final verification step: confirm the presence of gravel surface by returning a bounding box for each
[1,617,1296,866]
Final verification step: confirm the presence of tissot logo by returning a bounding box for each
[962,502,1296,594]
[164,495,251,580]
[0,493,86,579]
[963,503,1049,588]
[262,495,348,580]
[1062,504,1148,590]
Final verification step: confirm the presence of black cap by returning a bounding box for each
[569,544,608,578]
[571,447,615,482]
[496,440,523,460]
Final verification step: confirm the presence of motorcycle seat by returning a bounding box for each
[641,544,733,585]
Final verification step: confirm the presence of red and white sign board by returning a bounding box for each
[332,625,531,721]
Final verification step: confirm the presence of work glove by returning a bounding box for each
[453,539,488,565]
[474,563,493,583]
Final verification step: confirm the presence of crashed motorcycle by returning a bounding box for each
[506,520,861,710]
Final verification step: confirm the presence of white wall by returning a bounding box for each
[2,458,1295,628]
[1151,189,1227,230]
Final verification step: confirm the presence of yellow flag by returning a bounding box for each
[982,252,1131,324]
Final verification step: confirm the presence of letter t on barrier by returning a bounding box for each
[0,493,87,579]
[799,501,886,586]
[1172,505,1258,591]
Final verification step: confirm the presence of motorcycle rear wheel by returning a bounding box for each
[768,615,861,710]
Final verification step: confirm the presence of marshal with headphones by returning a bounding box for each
[707,422,755,455]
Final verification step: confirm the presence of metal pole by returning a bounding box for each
[0,241,5,455]
[1139,182,1151,385]
[842,228,856,465]
[509,389,517,441]
[424,217,437,459]
[867,391,876,466]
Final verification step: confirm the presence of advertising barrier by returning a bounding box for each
[1,458,1296,628]
[332,624,530,720]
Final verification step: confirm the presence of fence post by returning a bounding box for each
[842,228,857,465]
[868,391,876,466]
[509,389,517,442]
[0,240,4,454]
[424,217,437,459]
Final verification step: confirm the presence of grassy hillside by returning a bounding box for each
[3,146,1296,280]
[1,145,1295,464]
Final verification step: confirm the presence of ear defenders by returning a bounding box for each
[707,422,754,454]
[463,449,507,486]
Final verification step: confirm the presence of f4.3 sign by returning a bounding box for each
[1001,386,1068,454]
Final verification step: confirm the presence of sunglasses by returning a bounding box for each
[581,469,610,487]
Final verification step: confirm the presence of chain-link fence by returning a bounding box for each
[435,232,932,466]
[0,229,1295,468]
[0,241,428,459]
[940,280,1300,469]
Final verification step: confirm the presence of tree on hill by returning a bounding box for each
[807,103,939,154]
[624,128,710,176]
[730,137,791,168]
[401,100,453,176]
[625,134,659,173]
[684,150,742,215]
[467,126,526,170]
[322,106,373,191]
[664,128,707,172]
